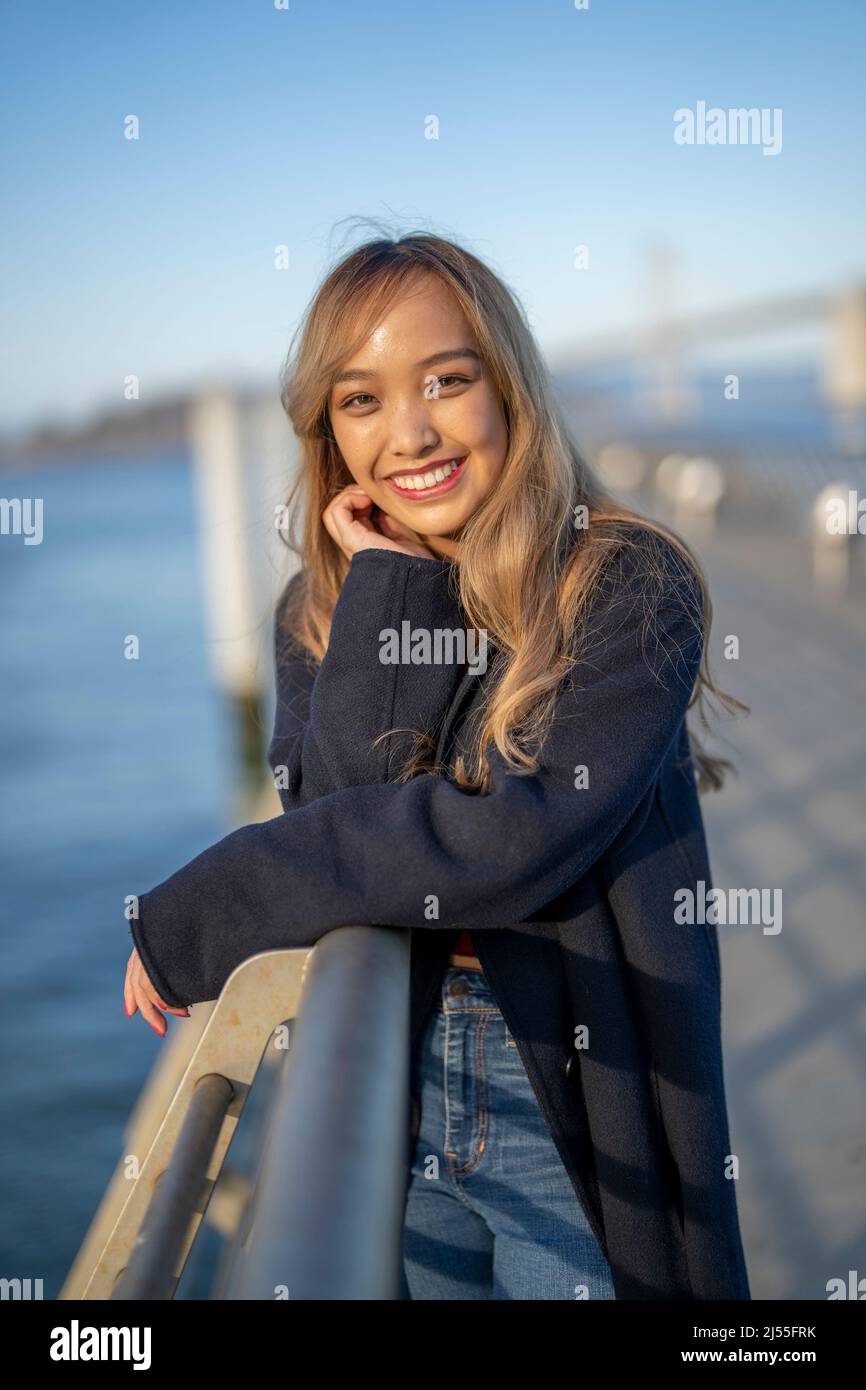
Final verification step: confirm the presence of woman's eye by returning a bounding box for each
[339,376,470,410]
[430,374,469,391]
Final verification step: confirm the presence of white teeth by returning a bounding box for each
[391,457,463,491]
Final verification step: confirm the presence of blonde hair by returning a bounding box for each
[277,229,746,794]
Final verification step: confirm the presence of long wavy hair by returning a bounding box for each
[277,229,746,795]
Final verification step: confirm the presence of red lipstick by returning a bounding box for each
[383,455,468,501]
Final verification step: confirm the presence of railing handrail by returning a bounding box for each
[231,925,410,1300]
[59,925,411,1301]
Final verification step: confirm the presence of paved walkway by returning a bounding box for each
[685,517,866,1300]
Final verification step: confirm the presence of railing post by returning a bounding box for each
[113,1073,234,1300]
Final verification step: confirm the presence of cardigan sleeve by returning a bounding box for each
[129,538,704,1007]
[268,549,473,805]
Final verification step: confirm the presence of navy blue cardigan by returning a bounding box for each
[130,531,751,1301]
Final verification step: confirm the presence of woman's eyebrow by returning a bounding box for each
[332,347,481,386]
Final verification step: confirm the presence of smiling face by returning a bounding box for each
[326,276,509,558]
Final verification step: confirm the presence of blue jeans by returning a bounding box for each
[401,965,617,1300]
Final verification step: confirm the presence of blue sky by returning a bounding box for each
[1,0,864,431]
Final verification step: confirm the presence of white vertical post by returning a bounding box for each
[823,288,866,454]
[188,390,259,702]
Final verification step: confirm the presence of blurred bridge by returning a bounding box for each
[555,280,866,424]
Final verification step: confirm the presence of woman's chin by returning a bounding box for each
[393,498,470,532]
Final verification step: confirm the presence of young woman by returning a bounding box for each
[124,232,751,1301]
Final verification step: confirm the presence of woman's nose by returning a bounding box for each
[382,403,441,457]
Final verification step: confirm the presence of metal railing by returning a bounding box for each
[59,925,411,1301]
[229,925,411,1299]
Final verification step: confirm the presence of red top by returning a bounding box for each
[453,929,476,956]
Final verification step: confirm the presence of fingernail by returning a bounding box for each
[150,1021,166,1037]
[124,1004,130,1017]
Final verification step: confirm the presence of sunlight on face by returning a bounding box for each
[328,277,509,558]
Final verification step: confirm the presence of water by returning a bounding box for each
[0,450,238,1297]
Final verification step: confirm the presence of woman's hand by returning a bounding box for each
[323,485,437,561]
[124,945,189,1036]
